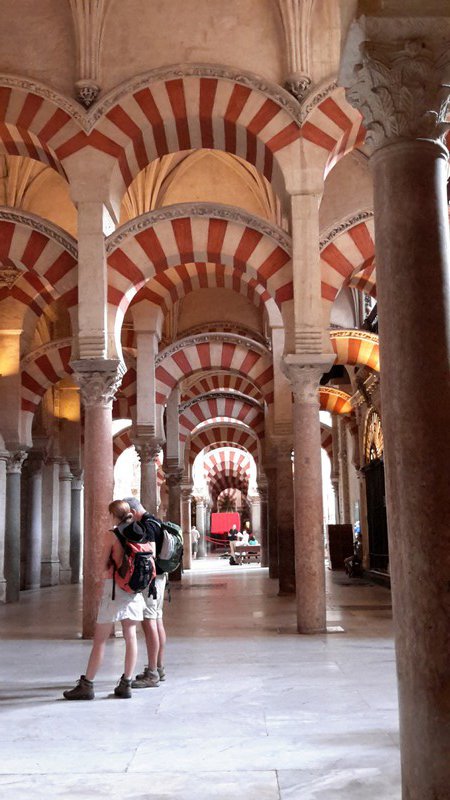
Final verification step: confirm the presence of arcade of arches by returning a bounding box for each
[0,2,449,799]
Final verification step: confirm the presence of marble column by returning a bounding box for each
[331,414,341,521]
[265,464,278,578]
[24,453,44,590]
[135,440,161,514]
[342,22,450,798]
[284,357,331,633]
[70,469,83,584]
[41,457,61,586]
[274,439,295,595]
[181,487,192,570]
[337,417,351,524]
[257,482,269,567]
[72,361,124,638]
[4,450,27,602]
[58,461,73,584]
[0,447,9,602]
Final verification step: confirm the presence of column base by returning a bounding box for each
[41,560,60,586]
[59,568,72,585]
[297,625,327,635]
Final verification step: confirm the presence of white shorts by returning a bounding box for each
[143,574,167,620]
[97,579,146,624]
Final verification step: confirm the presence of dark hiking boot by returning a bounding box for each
[63,675,94,701]
[114,674,132,698]
[131,667,160,688]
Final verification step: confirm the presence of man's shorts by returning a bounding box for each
[143,573,167,620]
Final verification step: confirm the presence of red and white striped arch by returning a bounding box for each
[321,215,375,324]
[1,68,301,193]
[301,84,365,176]
[0,82,81,175]
[347,262,377,298]
[20,338,73,441]
[112,427,164,485]
[188,423,259,463]
[181,372,263,403]
[156,336,273,405]
[113,366,136,421]
[127,261,274,322]
[106,206,292,338]
[319,387,353,415]
[179,396,264,443]
[86,69,302,194]
[330,330,380,373]
[0,212,78,318]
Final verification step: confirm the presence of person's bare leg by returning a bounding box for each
[156,618,166,668]
[141,618,159,670]
[85,622,113,681]
[121,619,138,679]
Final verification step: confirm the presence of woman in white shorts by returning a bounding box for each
[63,500,146,701]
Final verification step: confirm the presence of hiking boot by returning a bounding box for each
[131,667,160,688]
[157,666,166,681]
[63,675,94,701]
[135,665,148,681]
[114,674,132,698]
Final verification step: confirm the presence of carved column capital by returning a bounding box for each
[134,441,162,465]
[71,359,125,408]
[342,19,450,149]
[282,354,333,404]
[164,468,184,488]
[6,450,28,474]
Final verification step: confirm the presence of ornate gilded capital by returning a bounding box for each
[342,20,450,148]
[71,360,125,408]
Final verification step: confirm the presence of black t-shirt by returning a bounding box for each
[228,528,238,541]
[140,513,165,574]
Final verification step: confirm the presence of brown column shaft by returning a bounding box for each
[372,139,450,798]
[276,445,295,595]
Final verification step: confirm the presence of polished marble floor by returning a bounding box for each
[0,561,400,799]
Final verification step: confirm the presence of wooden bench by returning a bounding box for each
[234,544,261,564]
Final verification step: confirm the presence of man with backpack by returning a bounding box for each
[123,497,168,688]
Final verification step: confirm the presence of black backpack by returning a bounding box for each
[140,514,184,574]
[112,520,156,599]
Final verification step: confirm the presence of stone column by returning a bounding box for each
[181,487,192,570]
[58,461,73,584]
[195,498,206,557]
[257,481,269,567]
[249,496,261,539]
[331,415,341,521]
[342,22,450,798]
[70,469,83,584]
[274,438,295,595]
[337,417,351,523]
[284,357,331,633]
[41,457,61,586]
[72,361,124,638]
[0,446,9,602]
[265,464,278,578]
[135,440,161,514]
[24,453,44,590]
[4,450,27,602]
[164,468,183,581]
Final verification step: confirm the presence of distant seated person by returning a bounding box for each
[228,524,239,564]
[248,532,259,545]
